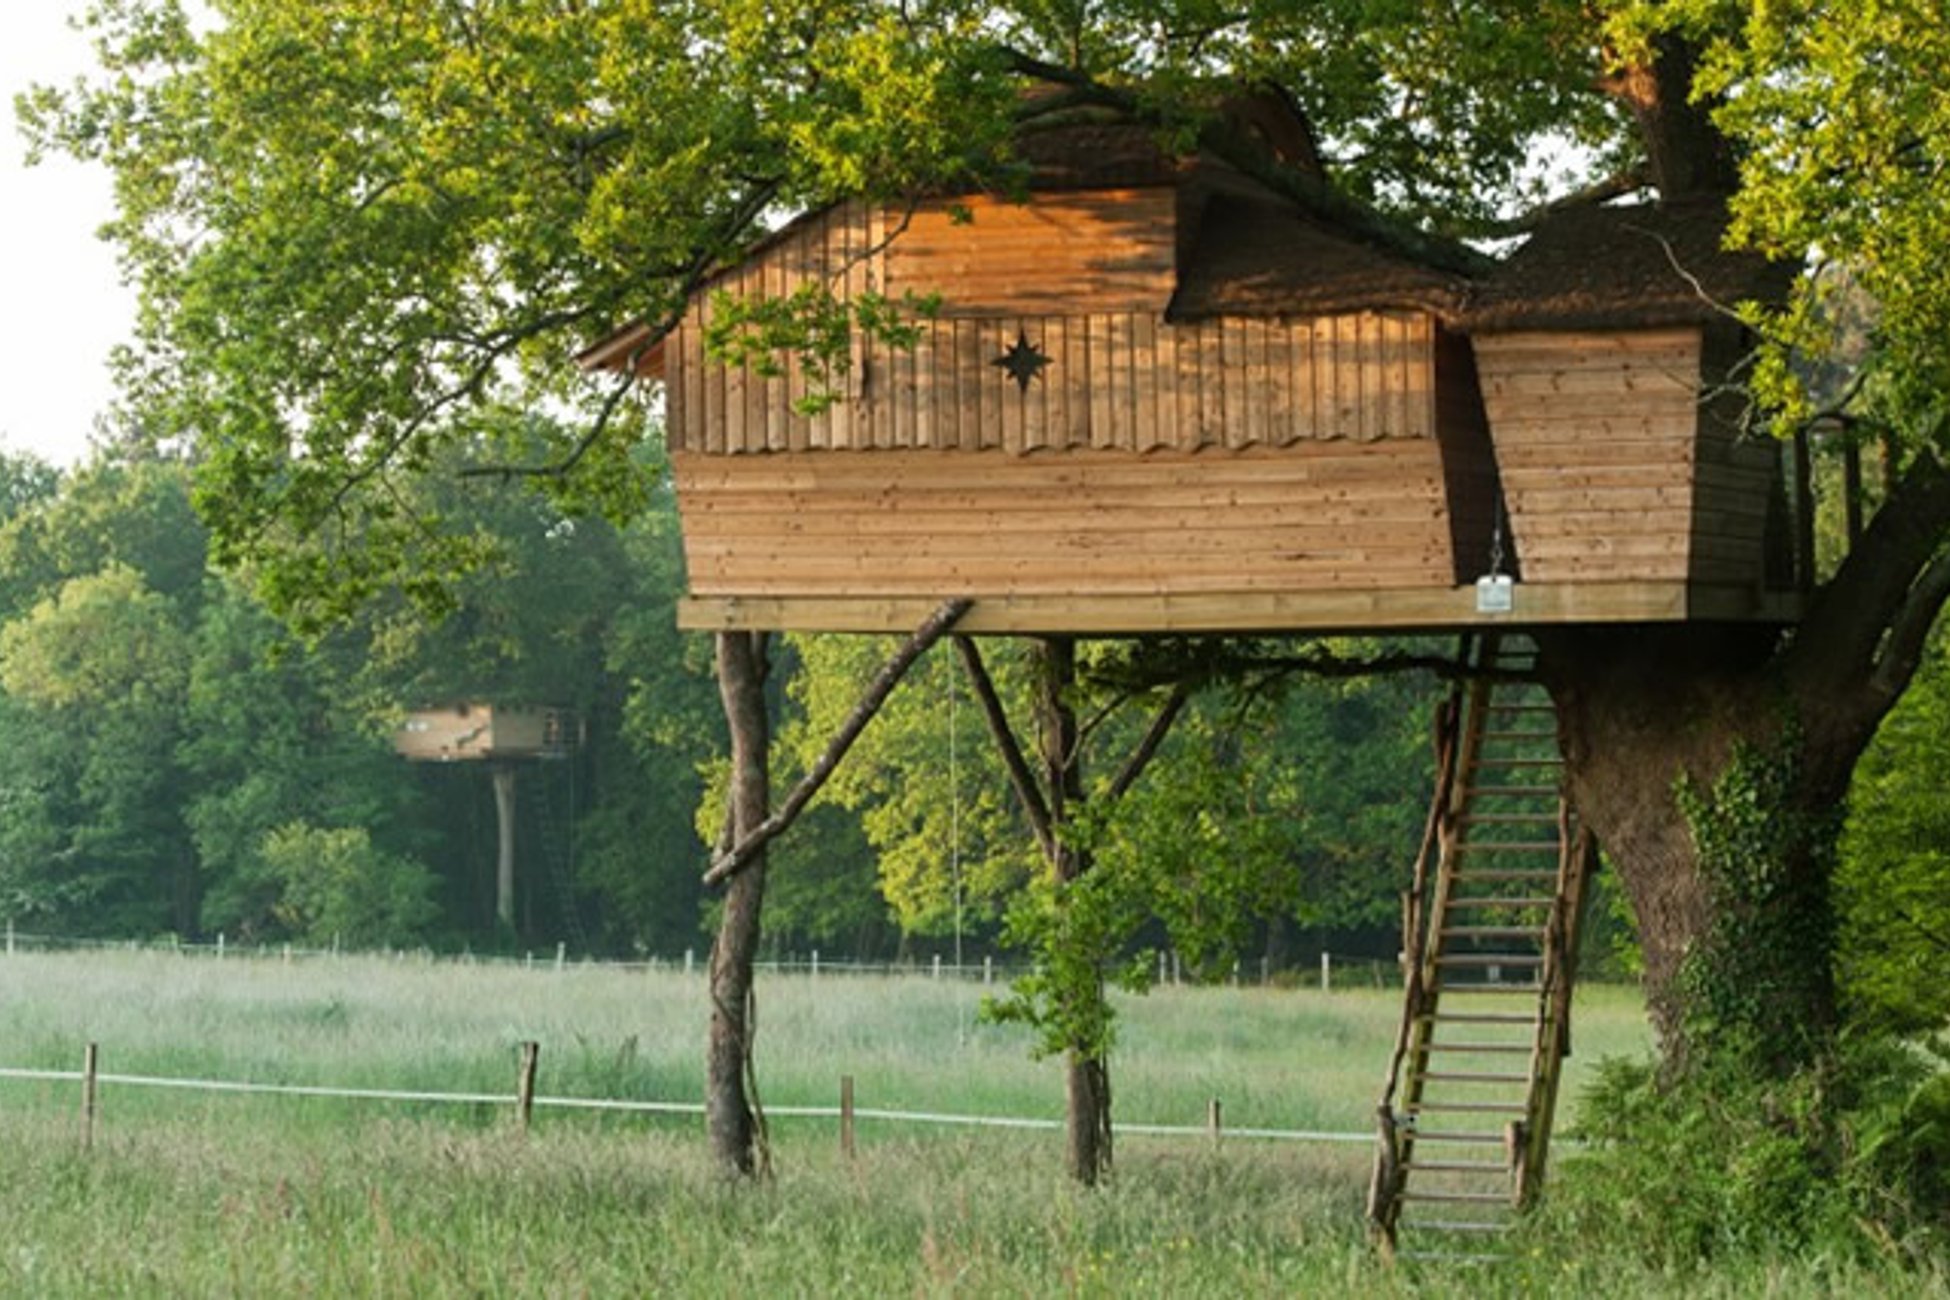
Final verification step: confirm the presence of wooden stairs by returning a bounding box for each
[1367,633,1599,1261]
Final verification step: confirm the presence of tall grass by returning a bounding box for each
[0,950,1649,1133]
[5,952,1932,1295]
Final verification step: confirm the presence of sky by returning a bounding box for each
[0,2,138,469]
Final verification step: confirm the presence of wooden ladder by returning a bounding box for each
[1366,633,1598,1261]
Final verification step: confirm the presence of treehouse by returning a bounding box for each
[396,702,578,931]
[393,702,575,763]
[586,116,1801,636]
[582,110,1814,1223]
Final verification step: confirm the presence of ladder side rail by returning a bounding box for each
[1369,637,1475,1243]
[1523,820,1600,1198]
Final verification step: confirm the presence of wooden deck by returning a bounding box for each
[677,582,1803,635]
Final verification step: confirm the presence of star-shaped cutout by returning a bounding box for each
[991,329,1051,393]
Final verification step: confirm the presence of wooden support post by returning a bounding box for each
[492,764,519,931]
[1844,440,1865,547]
[1207,1097,1223,1149]
[1321,951,1332,992]
[840,1075,856,1160]
[1793,426,1817,593]
[516,1041,540,1133]
[81,1042,99,1151]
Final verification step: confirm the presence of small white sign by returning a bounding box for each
[1476,574,1514,614]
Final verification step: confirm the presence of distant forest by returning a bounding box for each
[0,445,1940,1025]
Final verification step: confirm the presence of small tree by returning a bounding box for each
[259,821,438,949]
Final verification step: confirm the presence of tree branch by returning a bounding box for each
[1868,545,1950,704]
[953,635,1055,858]
[703,599,973,887]
[1788,442,1950,696]
[1103,683,1190,804]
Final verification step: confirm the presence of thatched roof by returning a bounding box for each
[1460,198,1797,334]
[1168,195,1470,320]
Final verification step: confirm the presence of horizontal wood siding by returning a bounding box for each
[674,444,1458,599]
[1475,328,1706,584]
[886,191,1176,317]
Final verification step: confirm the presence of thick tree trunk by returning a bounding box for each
[1539,624,1847,1074]
[708,630,769,1176]
[1034,637,1114,1184]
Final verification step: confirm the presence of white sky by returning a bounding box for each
[1,2,137,468]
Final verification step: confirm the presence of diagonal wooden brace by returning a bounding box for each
[702,598,973,888]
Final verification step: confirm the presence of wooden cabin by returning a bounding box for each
[394,703,574,763]
[1460,200,1798,618]
[586,120,1801,635]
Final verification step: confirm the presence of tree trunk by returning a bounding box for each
[491,763,518,932]
[1034,637,1114,1184]
[708,630,769,1176]
[1539,624,1847,1075]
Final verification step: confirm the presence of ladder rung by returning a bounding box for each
[1402,1129,1506,1144]
[1444,896,1555,910]
[1452,869,1561,881]
[1437,984,1544,996]
[1461,785,1559,797]
[1399,1221,1512,1234]
[1423,1012,1539,1025]
[1418,1071,1533,1084]
[1409,1101,1529,1114]
[1479,730,1556,741]
[1439,926,1546,940]
[1458,813,1559,824]
[1426,1042,1533,1054]
[1486,703,1553,713]
[1406,1159,1514,1173]
[1400,1190,1513,1204]
[1395,1252,1508,1264]
[1455,841,1560,853]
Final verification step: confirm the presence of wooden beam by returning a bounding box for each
[703,599,973,887]
[677,582,1805,636]
[953,636,1055,858]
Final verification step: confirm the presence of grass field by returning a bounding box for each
[0,951,1935,1296]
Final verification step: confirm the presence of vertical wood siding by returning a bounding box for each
[666,196,1439,455]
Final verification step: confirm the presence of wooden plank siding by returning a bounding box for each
[1475,326,1771,587]
[673,444,1460,600]
[669,306,1434,454]
[663,192,1439,456]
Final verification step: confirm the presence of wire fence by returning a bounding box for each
[0,923,1406,990]
[0,1047,1378,1152]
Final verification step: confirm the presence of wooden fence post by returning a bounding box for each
[516,1041,540,1133]
[1321,951,1331,992]
[81,1042,99,1151]
[1207,1097,1222,1150]
[840,1075,856,1160]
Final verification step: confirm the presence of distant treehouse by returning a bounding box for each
[586,104,1800,636]
[395,703,578,935]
